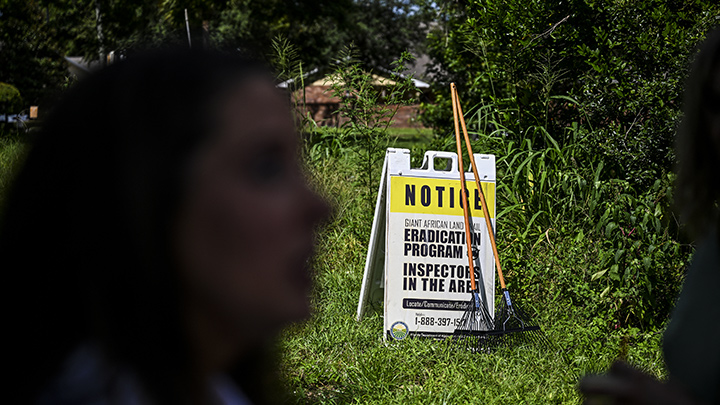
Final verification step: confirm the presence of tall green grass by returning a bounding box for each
[0,133,27,208]
[0,110,685,404]
[281,142,674,403]
[425,100,687,331]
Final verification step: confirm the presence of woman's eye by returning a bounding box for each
[247,149,288,184]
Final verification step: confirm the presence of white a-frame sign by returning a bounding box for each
[357,148,496,340]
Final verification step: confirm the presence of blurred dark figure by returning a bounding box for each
[1,49,329,404]
[579,29,720,405]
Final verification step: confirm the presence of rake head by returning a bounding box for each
[489,288,553,349]
[452,291,496,351]
[455,291,494,332]
[452,289,554,352]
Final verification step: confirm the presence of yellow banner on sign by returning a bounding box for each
[390,175,495,217]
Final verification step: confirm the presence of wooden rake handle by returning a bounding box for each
[451,84,508,290]
[450,83,479,293]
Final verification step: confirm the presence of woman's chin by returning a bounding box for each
[282,297,313,325]
[252,297,312,336]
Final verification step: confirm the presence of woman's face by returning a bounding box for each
[176,78,330,348]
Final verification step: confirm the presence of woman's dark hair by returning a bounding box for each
[676,28,720,240]
[1,49,276,404]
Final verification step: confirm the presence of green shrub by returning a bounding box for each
[0,134,28,209]
[0,82,23,117]
[423,0,720,188]
[424,99,687,330]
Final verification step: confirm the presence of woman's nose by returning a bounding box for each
[303,183,332,229]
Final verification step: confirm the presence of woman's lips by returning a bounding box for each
[290,244,315,290]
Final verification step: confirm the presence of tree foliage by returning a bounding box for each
[0,0,433,109]
[0,82,22,114]
[418,1,720,330]
[0,1,70,106]
[423,0,720,186]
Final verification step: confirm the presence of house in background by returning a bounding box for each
[280,70,431,129]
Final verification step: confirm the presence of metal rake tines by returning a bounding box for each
[493,326,552,349]
[452,333,498,353]
[493,300,555,350]
[454,292,494,333]
[452,292,497,352]
[453,325,554,352]
[451,291,555,352]
[494,296,539,331]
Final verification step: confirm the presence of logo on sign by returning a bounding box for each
[390,321,409,340]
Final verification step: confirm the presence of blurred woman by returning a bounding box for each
[1,49,329,404]
[579,29,720,405]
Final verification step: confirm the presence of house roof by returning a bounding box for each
[64,52,121,79]
[310,73,398,87]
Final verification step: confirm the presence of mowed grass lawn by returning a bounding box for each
[388,127,434,150]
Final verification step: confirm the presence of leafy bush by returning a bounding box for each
[415,0,720,332]
[424,96,688,330]
[0,82,23,116]
[0,134,27,210]
[423,0,720,187]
